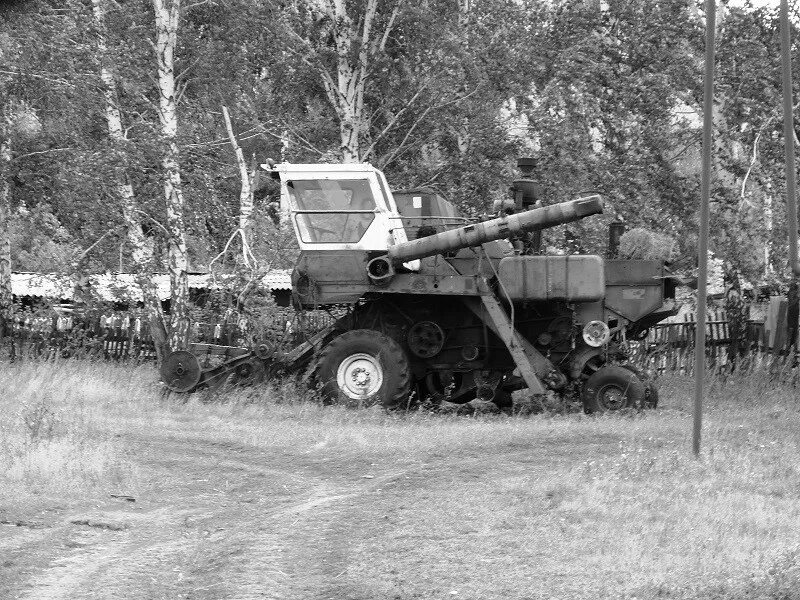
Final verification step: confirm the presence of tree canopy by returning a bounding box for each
[1,0,798,288]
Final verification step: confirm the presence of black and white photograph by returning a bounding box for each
[2,0,800,598]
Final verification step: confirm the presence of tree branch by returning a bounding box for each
[72,226,125,266]
[0,68,76,87]
[379,87,480,169]
[375,0,402,54]
[134,209,170,237]
[361,79,430,160]
[13,147,72,161]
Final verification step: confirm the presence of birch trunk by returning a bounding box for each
[315,0,381,163]
[455,0,471,157]
[93,0,169,360]
[0,134,11,339]
[221,106,254,245]
[154,0,190,350]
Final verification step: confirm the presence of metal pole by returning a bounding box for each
[781,0,800,276]
[694,0,716,457]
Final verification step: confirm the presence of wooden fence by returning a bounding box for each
[4,305,797,377]
[1,311,336,362]
[630,307,797,375]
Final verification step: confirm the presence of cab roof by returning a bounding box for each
[262,162,380,175]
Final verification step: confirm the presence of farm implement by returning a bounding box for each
[161,160,678,411]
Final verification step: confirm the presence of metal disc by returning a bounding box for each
[254,342,275,360]
[423,370,467,402]
[231,357,266,387]
[407,321,446,358]
[160,350,202,393]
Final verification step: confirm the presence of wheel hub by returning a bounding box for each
[599,384,626,410]
[351,367,371,386]
[337,353,383,399]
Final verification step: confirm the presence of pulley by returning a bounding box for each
[423,370,468,402]
[582,320,611,348]
[254,342,276,360]
[230,357,266,387]
[407,321,446,358]
[160,350,202,393]
[547,316,573,345]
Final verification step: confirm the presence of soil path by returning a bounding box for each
[2,427,616,599]
[1,431,433,600]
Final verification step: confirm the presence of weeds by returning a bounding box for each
[2,359,800,598]
[0,360,147,510]
[21,397,59,442]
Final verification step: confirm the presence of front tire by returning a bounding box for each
[582,365,646,413]
[310,329,411,409]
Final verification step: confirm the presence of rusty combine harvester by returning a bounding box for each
[161,160,678,412]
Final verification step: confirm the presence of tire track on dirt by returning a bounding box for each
[203,471,411,600]
[11,428,438,600]
[15,503,199,600]
[11,430,379,600]
[9,431,319,600]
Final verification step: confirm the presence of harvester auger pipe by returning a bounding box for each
[386,195,603,264]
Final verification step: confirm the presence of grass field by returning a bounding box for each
[2,360,800,599]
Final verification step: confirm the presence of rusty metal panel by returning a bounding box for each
[604,260,665,322]
[295,251,369,284]
[497,255,605,302]
[604,260,663,285]
[373,274,486,296]
[293,251,370,305]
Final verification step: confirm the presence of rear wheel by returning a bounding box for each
[620,363,659,408]
[582,365,646,413]
[310,329,411,409]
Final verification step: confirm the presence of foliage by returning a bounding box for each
[618,227,678,262]
[0,0,798,297]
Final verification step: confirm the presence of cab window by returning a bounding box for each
[287,179,376,243]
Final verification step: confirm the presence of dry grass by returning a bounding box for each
[2,359,800,598]
[0,360,145,510]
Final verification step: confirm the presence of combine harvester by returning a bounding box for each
[161,160,679,412]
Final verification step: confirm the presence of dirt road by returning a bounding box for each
[5,416,605,600]
[2,429,448,600]
[5,400,800,600]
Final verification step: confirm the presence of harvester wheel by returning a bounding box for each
[582,365,646,414]
[310,329,411,409]
[620,364,659,409]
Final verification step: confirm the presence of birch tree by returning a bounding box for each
[153,0,190,350]
[0,114,11,338]
[281,0,403,162]
[92,0,170,359]
[220,105,256,266]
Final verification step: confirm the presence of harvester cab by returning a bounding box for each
[161,160,678,414]
[276,163,414,255]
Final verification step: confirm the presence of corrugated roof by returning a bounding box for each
[11,273,74,299]
[261,269,293,290]
[11,269,293,301]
